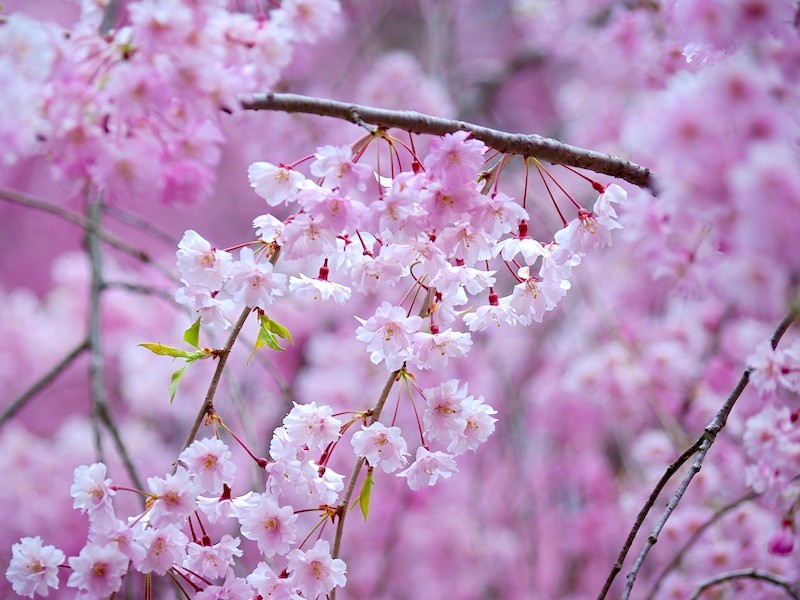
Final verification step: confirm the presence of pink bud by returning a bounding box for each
[768,523,795,555]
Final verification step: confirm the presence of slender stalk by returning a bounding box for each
[240,93,656,192]
[178,307,252,455]
[329,369,402,600]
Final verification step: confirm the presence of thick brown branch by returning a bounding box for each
[239,93,656,192]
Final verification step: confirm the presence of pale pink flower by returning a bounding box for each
[247,562,301,599]
[70,462,116,516]
[283,401,342,453]
[134,524,189,575]
[463,299,516,331]
[88,518,146,565]
[183,535,242,580]
[194,569,253,600]
[178,437,237,495]
[309,144,371,191]
[287,539,347,599]
[437,220,493,265]
[351,423,409,473]
[447,395,498,455]
[355,302,423,370]
[298,462,345,504]
[248,162,305,206]
[237,493,297,557]
[289,273,351,303]
[175,285,234,330]
[423,379,469,442]
[197,490,258,525]
[471,191,528,239]
[432,264,495,297]
[423,131,487,188]
[224,247,287,311]
[300,185,363,233]
[66,543,128,598]
[273,0,341,43]
[253,214,285,244]
[493,234,550,265]
[146,468,199,527]
[397,447,458,490]
[6,537,64,598]
[508,275,566,325]
[748,341,790,396]
[410,329,472,370]
[279,213,338,260]
[176,230,232,290]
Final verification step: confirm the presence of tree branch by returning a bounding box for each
[645,491,757,599]
[239,93,656,192]
[688,569,800,600]
[0,338,90,429]
[602,307,799,599]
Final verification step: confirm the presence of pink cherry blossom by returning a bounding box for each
[178,437,237,495]
[309,144,372,191]
[397,446,458,490]
[423,379,469,442]
[66,543,128,598]
[70,462,116,517]
[286,539,347,599]
[410,329,472,370]
[237,493,297,557]
[423,131,487,188]
[224,247,287,311]
[134,524,189,575]
[6,537,64,598]
[184,535,242,580]
[248,162,305,206]
[283,401,342,453]
[176,230,233,290]
[146,468,199,527]
[355,302,423,370]
[351,423,409,473]
[194,569,253,600]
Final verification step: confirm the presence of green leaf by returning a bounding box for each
[263,316,294,345]
[139,343,199,359]
[258,315,285,352]
[358,469,374,522]
[168,363,190,403]
[183,319,201,348]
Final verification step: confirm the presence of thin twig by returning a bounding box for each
[597,439,703,599]
[0,338,90,429]
[240,92,656,192]
[103,281,176,303]
[688,568,800,600]
[330,369,401,600]
[645,491,758,599]
[104,204,178,246]
[610,307,799,599]
[0,188,179,282]
[178,307,252,456]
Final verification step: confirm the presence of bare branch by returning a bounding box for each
[0,188,179,283]
[689,569,800,600]
[0,338,90,429]
[606,307,799,599]
[239,93,656,192]
[645,491,758,599]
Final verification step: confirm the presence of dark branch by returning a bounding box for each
[239,92,656,193]
[689,569,800,600]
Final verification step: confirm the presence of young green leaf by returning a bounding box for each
[139,343,199,359]
[258,317,285,352]
[264,316,294,345]
[183,319,201,348]
[358,468,374,522]
[169,363,191,403]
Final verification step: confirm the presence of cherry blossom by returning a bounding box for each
[351,423,410,473]
[178,438,237,495]
[66,543,128,598]
[237,493,298,557]
[146,468,199,527]
[184,535,242,580]
[286,539,347,599]
[176,230,233,290]
[397,447,458,490]
[355,302,423,370]
[134,524,189,575]
[248,162,305,206]
[224,247,287,311]
[5,537,64,598]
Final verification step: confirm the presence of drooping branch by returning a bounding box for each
[600,307,799,599]
[688,569,800,600]
[239,92,657,193]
